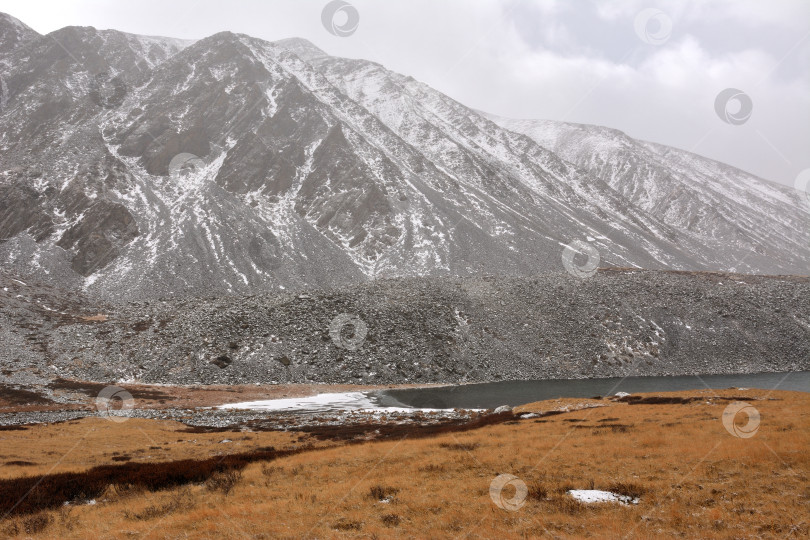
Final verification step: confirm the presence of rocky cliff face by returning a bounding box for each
[0,12,807,303]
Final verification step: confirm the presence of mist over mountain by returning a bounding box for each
[0,12,807,302]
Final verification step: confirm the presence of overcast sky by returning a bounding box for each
[1,0,808,187]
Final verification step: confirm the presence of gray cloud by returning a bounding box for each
[1,0,807,186]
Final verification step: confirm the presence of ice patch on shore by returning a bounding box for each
[218,392,450,413]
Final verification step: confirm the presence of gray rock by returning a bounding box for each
[1,268,806,390]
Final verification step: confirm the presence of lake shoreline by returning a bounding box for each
[2,372,807,426]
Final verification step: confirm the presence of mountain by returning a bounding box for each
[0,13,807,302]
[487,116,810,274]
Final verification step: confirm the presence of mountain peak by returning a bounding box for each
[273,37,329,61]
[0,12,39,54]
[0,12,36,33]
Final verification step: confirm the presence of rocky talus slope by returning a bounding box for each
[2,269,807,389]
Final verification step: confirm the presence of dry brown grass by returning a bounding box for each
[0,417,311,479]
[1,388,808,539]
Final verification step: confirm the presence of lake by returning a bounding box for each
[374,371,810,410]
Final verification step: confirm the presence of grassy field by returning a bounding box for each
[1,388,807,539]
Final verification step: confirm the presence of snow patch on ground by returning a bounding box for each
[568,490,639,505]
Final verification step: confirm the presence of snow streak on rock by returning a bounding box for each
[0,14,807,300]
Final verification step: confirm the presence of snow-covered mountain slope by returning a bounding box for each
[302,53,733,270]
[488,117,810,274]
[0,12,807,301]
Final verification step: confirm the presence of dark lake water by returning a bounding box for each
[375,371,810,409]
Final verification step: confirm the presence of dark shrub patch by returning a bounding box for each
[176,425,232,433]
[23,513,53,534]
[0,385,52,405]
[124,490,193,521]
[0,425,28,431]
[1,521,19,536]
[293,408,513,442]
[381,513,401,527]
[616,396,698,405]
[528,483,548,500]
[333,518,362,531]
[553,496,585,515]
[205,469,242,495]
[368,485,399,501]
[608,481,647,499]
[0,446,306,517]
[261,465,282,477]
[125,503,174,521]
[573,423,633,432]
[439,442,479,451]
